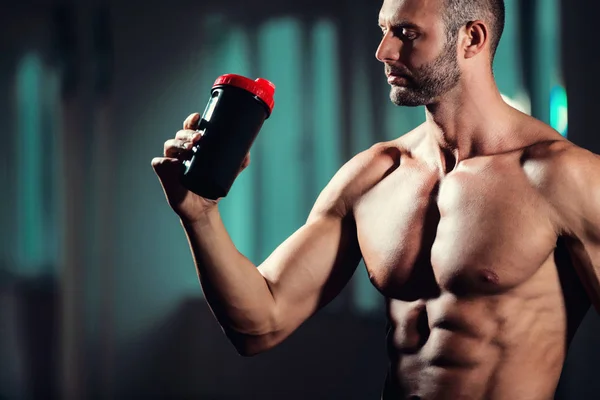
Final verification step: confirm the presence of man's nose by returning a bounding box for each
[375,32,401,63]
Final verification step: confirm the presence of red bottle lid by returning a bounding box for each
[213,74,276,115]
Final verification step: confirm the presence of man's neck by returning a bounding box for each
[423,76,517,169]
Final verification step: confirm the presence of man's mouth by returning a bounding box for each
[387,74,410,85]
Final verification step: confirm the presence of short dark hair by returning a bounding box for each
[442,0,505,59]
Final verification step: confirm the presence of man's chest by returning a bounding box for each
[353,155,559,300]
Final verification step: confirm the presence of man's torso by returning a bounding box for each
[351,122,591,400]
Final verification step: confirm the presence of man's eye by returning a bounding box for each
[380,26,419,40]
[400,28,418,40]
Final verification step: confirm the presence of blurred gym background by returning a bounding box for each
[0,0,598,398]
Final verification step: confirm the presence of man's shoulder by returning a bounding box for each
[523,136,600,229]
[339,124,435,192]
[310,131,417,218]
[339,124,423,176]
[345,124,427,176]
[334,140,403,194]
[548,141,600,202]
[524,137,600,187]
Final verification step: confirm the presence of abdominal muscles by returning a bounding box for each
[383,260,568,400]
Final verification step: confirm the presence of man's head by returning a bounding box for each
[376,0,505,107]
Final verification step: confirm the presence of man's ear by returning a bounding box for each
[462,20,488,59]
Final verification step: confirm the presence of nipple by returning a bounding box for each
[480,269,500,285]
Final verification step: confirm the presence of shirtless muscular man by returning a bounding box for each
[152,0,600,398]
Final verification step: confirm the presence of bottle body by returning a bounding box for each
[182,81,272,200]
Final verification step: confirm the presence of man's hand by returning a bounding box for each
[151,113,250,223]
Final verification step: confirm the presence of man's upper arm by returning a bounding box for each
[550,145,600,312]
[256,143,398,338]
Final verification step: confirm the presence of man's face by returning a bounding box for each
[376,0,461,106]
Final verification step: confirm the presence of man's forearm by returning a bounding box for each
[181,207,277,336]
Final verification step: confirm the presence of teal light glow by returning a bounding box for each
[16,52,44,275]
[550,85,568,136]
[256,18,305,261]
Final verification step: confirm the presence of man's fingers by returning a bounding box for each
[175,129,203,143]
[152,157,182,176]
[151,157,185,195]
[183,113,200,130]
[164,138,193,158]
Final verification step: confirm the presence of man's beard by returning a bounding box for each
[388,39,461,107]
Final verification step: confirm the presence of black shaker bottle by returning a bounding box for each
[181,74,276,200]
